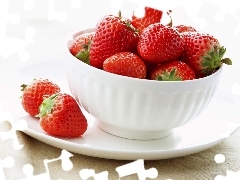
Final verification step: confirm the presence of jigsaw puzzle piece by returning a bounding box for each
[215,170,240,180]
[0,0,20,35]
[0,134,32,180]
[0,25,35,63]
[0,0,35,63]
[3,151,33,180]
[6,0,47,39]
[0,117,28,150]
[79,169,109,180]
[116,159,158,180]
[20,149,74,180]
[0,156,15,180]
[54,0,112,29]
[57,149,74,171]
[169,5,197,26]
[19,163,50,180]
[0,107,28,150]
[197,1,239,38]
[0,112,29,180]
[48,0,67,22]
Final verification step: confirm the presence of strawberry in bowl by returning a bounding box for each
[66,7,231,140]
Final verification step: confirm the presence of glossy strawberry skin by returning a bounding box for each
[173,25,197,33]
[137,23,184,64]
[39,93,88,137]
[21,79,60,117]
[150,60,196,81]
[89,15,139,69]
[132,6,163,32]
[181,32,222,78]
[103,52,146,79]
[69,32,95,64]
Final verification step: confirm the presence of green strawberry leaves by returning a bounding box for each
[201,46,232,76]
[75,41,91,64]
[39,93,59,118]
[157,69,182,81]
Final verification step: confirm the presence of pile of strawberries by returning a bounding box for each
[69,6,232,80]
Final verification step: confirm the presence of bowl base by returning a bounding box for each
[95,119,173,141]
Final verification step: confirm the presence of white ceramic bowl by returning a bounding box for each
[66,28,223,140]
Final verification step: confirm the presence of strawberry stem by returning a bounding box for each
[39,93,59,118]
[19,84,28,99]
[20,84,27,92]
[166,10,173,27]
[20,79,35,99]
[118,11,122,18]
[125,20,140,33]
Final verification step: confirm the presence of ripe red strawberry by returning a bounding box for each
[103,52,146,79]
[69,32,95,64]
[150,60,196,81]
[39,93,88,137]
[137,23,184,64]
[132,6,163,32]
[173,25,197,33]
[182,32,232,78]
[89,13,139,69]
[21,79,60,117]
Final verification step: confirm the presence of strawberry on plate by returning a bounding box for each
[132,6,163,32]
[150,60,196,81]
[182,32,232,78]
[69,32,95,64]
[103,52,146,79]
[39,93,88,137]
[137,23,184,64]
[21,79,60,117]
[89,12,139,69]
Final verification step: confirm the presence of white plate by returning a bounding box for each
[0,60,239,160]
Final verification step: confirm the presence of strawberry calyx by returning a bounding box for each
[39,93,59,118]
[20,84,28,99]
[75,41,91,64]
[20,79,37,92]
[201,46,232,75]
[20,84,27,92]
[157,69,182,81]
[118,11,140,34]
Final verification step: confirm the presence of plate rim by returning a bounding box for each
[1,59,240,160]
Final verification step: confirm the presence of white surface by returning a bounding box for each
[0,60,239,160]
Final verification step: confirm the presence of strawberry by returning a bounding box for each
[39,93,88,137]
[132,6,163,32]
[69,32,95,64]
[173,25,197,33]
[103,52,146,79]
[150,60,196,81]
[182,32,232,78]
[137,23,184,64]
[89,12,139,69]
[145,60,159,79]
[20,79,60,117]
